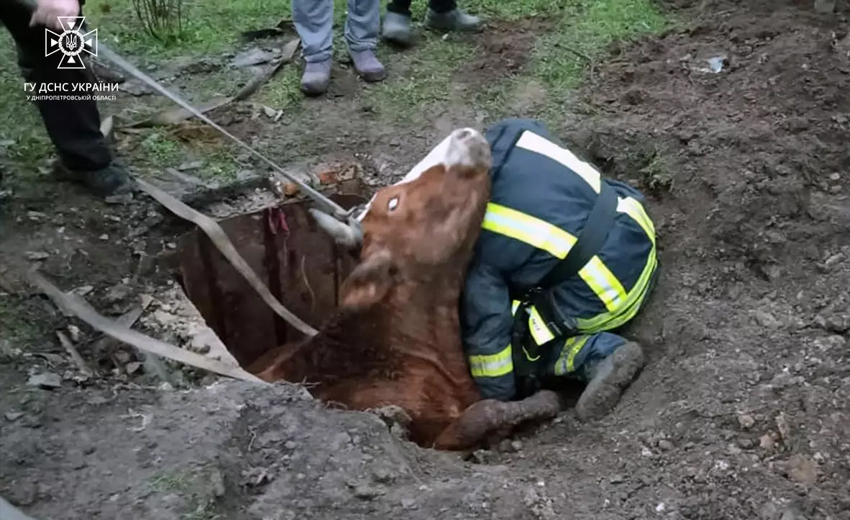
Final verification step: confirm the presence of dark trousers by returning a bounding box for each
[387,0,457,16]
[0,0,111,171]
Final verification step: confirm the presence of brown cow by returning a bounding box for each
[247,128,563,450]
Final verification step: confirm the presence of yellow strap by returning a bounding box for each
[527,306,555,346]
[515,131,602,193]
[468,344,513,378]
[511,300,521,315]
[554,335,591,375]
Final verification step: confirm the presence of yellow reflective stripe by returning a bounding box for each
[554,335,591,375]
[515,131,602,193]
[617,197,655,244]
[576,196,657,332]
[579,256,627,311]
[577,245,657,331]
[522,346,540,362]
[482,203,576,259]
[528,306,555,345]
[468,345,513,378]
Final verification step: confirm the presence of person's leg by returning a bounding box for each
[0,1,131,196]
[426,0,482,32]
[292,0,334,95]
[386,0,413,15]
[546,332,645,421]
[345,0,386,82]
[382,0,417,47]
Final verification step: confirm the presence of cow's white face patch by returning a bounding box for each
[444,128,482,169]
[355,128,484,223]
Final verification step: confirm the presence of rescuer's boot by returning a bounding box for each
[575,341,645,422]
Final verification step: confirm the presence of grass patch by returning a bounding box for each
[127,126,242,180]
[533,0,667,95]
[0,0,671,189]
[462,0,562,19]
[253,65,303,113]
[638,144,675,192]
[147,467,224,520]
[149,470,196,493]
[84,0,287,58]
[0,296,43,348]
[367,32,475,123]
[0,42,51,174]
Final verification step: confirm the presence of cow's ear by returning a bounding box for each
[340,250,398,311]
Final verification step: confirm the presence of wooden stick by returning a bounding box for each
[56,330,93,378]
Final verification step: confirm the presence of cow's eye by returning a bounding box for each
[388,196,399,212]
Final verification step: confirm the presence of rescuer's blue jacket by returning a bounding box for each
[460,118,658,401]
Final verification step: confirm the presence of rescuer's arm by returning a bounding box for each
[460,262,516,402]
[30,0,81,31]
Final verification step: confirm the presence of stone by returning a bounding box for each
[5,411,24,422]
[353,485,383,500]
[775,413,790,441]
[788,455,818,485]
[27,372,62,389]
[752,310,781,329]
[738,414,756,429]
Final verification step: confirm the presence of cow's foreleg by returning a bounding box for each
[432,390,564,450]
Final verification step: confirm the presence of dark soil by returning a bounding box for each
[462,18,555,88]
[3,1,850,519]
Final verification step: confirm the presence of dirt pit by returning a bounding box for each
[2,1,850,519]
[173,187,367,370]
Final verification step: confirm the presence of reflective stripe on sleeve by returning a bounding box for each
[554,335,591,375]
[468,345,513,378]
[515,131,602,193]
[483,203,576,259]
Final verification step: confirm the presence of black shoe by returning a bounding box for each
[52,160,135,198]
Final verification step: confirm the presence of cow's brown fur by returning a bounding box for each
[247,130,563,450]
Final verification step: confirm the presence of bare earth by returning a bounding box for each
[2,1,850,519]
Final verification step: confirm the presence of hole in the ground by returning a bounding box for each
[172,180,370,371]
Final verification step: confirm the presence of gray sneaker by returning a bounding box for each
[300,59,332,96]
[348,49,387,82]
[425,8,482,32]
[52,160,134,198]
[382,11,418,47]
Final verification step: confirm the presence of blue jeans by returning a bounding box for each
[292,0,380,63]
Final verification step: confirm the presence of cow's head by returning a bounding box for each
[313,128,492,311]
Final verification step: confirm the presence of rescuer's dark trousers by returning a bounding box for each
[0,0,112,172]
[386,0,457,16]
